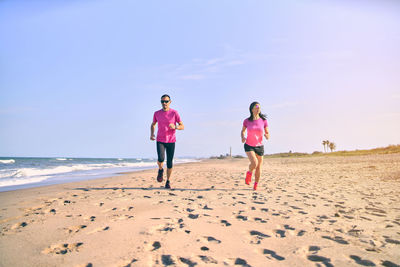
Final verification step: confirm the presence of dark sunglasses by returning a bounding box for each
[161,100,170,104]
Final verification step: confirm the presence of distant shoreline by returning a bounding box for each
[0,159,200,193]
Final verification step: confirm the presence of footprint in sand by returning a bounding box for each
[250,230,270,239]
[111,214,134,221]
[64,225,87,234]
[151,241,161,251]
[232,258,251,266]
[101,208,116,213]
[87,226,110,234]
[198,255,218,264]
[249,230,271,244]
[307,255,333,267]
[153,223,176,233]
[308,246,321,253]
[63,200,73,205]
[42,242,83,255]
[220,220,231,226]
[11,222,28,230]
[254,217,267,223]
[384,238,400,245]
[381,260,400,267]
[161,255,175,266]
[75,263,93,267]
[274,229,286,238]
[179,257,198,267]
[178,218,185,229]
[119,258,138,267]
[204,236,221,244]
[85,216,96,222]
[188,214,199,219]
[284,224,295,230]
[48,208,56,214]
[263,249,285,261]
[321,235,349,245]
[349,255,376,266]
[236,215,248,221]
[24,206,45,216]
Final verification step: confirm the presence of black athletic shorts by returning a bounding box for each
[244,143,264,156]
[156,142,175,169]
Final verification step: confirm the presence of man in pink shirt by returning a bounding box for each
[150,94,184,189]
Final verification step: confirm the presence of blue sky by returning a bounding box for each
[1,0,399,158]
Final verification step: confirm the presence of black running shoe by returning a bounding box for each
[157,169,164,182]
[165,180,171,189]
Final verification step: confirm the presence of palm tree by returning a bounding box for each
[322,140,330,153]
[329,142,336,152]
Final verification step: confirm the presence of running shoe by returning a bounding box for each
[253,182,258,190]
[165,179,171,189]
[245,171,252,185]
[157,168,164,182]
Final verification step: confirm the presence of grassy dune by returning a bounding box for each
[264,144,400,158]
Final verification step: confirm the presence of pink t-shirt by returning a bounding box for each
[153,108,182,143]
[243,118,268,147]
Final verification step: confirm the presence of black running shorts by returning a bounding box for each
[156,142,175,168]
[244,143,264,156]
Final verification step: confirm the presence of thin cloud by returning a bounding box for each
[373,112,400,119]
[392,94,400,100]
[155,47,272,82]
[179,74,205,80]
[173,49,248,81]
[269,101,300,109]
[0,106,36,115]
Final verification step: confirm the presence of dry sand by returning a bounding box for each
[0,154,399,267]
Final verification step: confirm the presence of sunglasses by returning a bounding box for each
[161,100,170,104]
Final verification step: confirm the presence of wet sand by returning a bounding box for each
[0,154,399,266]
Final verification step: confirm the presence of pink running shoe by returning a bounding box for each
[245,171,252,185]
[253,182,258,190]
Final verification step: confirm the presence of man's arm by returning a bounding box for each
[176,121,184,130]
[150,122,157,140]
[169,121,184,130]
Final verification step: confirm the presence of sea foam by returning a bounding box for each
[0,159,15,164]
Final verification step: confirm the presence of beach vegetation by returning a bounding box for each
[264,144,400,158]
[210,154,244,159]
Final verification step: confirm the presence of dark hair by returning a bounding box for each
[248,101,267,121]
[161,94,170,100]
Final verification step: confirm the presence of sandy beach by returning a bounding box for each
[0,154,399,267]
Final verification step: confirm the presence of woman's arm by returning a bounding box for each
[241,126,247,143]
[264,126,270,140]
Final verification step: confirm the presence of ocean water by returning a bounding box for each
[0,157,197,192]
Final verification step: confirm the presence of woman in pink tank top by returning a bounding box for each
[240,102,270,190]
